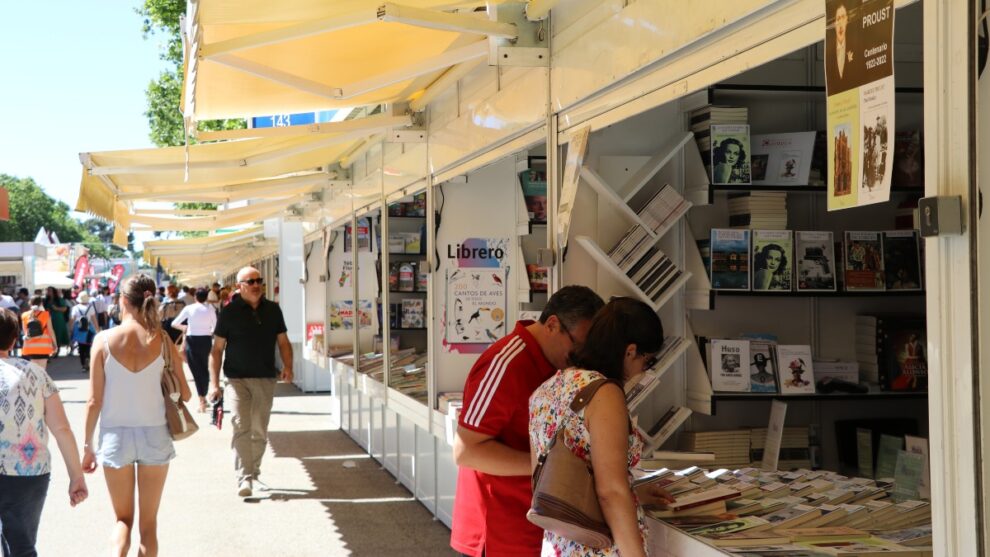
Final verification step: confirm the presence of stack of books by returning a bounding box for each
[680,430,752,469]
[388,349,428,402]
[690,105,749,176]
[728,191,788,229]
[437,392,463,415]
[751,427,812,470]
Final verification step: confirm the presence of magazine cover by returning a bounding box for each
[710,228,751,291]
[711,124,752,185]
[882,230,923,291]
[844,231,885,291]
[751,230,794,292]
[751,132,817,186]
[749,341,779,393]
[795,231,837,292]
[710,339,751,392]
[775,345,816,395]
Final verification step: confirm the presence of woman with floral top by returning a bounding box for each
[0,309,88,556]
[529,297,674,557]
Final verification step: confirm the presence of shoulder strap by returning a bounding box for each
[570,377,620,412]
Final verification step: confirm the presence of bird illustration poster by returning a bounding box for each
[445,267,508,344]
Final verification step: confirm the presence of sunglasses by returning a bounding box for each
[240,278,264,286]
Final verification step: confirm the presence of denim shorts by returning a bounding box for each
[97,425,176,468]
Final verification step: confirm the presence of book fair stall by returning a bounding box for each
[75,0,985,554]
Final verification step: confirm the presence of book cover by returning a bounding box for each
[881,318,928,391]
[892,130,924,189]
[711,124,753,185]
[751,131,817,186]
[688,516,769,536]
[875,434,903,480]
[710,339,751,392]
[796,231,837,291]
[749,341,779,393]
[844,232,885,291]
[711,228,751,290]
[519,169,548,223]
[892,450,925,502]
[882,231,923,291]
[776,345,816,395]
[752,230,794,291]
[400,299,425,329]
[797,538,922,555]
[903,435,930,500]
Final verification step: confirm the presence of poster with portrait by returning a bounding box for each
[826,0,895,211]
[445,268,508,344]
[751,230,793,292]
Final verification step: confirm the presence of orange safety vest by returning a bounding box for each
[22,310,54,356]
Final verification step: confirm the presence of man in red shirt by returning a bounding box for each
[451,286,604,556]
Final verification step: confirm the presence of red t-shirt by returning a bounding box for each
[450,321,556,557]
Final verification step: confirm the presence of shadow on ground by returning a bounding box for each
[268,430,456,557]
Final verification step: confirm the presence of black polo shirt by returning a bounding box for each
[214,296,288,378]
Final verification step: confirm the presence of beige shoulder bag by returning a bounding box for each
[161,334,198,440]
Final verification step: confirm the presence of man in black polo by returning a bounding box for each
[208,266,294,498]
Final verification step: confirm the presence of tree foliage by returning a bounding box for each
[0,175,116,257]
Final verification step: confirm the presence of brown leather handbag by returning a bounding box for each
[526,378,617,549]
[161,334,198,440]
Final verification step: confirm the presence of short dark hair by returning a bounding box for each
[17,288,28,297]
[195,288,209,303]
[30,295,43,306]
[0,309,19,351]
[569,297,664,381]
[538,285,604,329]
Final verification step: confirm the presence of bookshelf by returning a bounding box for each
[714,290,926,299]
[627,336,692,411]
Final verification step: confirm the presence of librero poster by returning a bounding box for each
[826,0,895,211]
[443,238,509,346]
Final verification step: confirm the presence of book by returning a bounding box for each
[658,485,741,512]
[519,168,548,223]
[711,228,751,290]
[761,504,822,529]
[856,314,927,390]
[882,231,923,291]
[711,124,753,185]
[892,130,924,189]
[875,434,904,480]
[751,131,817,186]
[775,345,816,395]
[710,339,751,392]
[749,341,780,393]
[844,231,885,291]
[796,538,927,556]
[795,231,837,291]
[857,428,875,479]
[892,450,926,502]
[774,527,870,543]
[752,230,794,291]
[875,525,933,547]
[903,436,930,500]
[688,516,770,536]
[400,299,425,329]
[639,406,692,448]
[708,531,792,547]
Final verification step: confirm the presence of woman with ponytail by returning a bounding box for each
[81,275,190,557]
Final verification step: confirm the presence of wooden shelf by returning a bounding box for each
[714,290,926,298]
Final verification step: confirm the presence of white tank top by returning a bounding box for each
[99,332,167,428]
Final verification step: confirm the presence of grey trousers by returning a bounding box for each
[227,378,276,483]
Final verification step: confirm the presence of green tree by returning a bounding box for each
[0,174,108,255]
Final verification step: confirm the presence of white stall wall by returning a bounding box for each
[303,240,325,328]
[433,157,523,395]
[278,220,304,343]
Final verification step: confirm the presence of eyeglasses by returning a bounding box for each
[642,352,660,371]
[558,320,578,345]
[240,278,264,286]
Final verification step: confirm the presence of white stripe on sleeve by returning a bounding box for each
[462,336,523,426]
[467,340,526,427]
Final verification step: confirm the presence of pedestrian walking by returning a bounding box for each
[43,287,70,357]
[21,297,56,370]
[70,292,101,373]
[159,286,185,345]
[0,309,88,557]
[107,293,122,328]
[171,288,217,414]
[450,285,604,557]
[82,274,190,557]
[208,266,293,498]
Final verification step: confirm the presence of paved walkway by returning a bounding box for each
[35,352,455,556]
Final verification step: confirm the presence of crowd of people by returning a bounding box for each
[2,267,675,556]
[0,268,292,557]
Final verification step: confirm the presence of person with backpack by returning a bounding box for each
[21,296,56,370]
[70,293,100,373]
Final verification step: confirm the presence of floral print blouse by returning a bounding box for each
[529,368,646,557]
[0,358,58,476]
